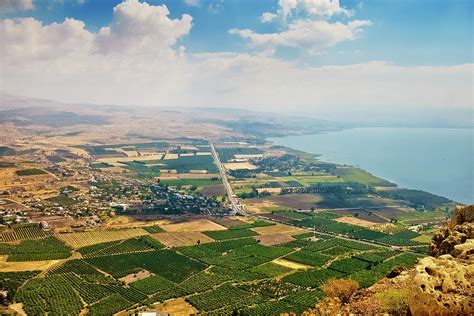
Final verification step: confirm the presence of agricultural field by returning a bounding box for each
[145,155,218,173]
[254,233,295,246]
[15,168,48,176]
[0,218,424,315]
[151,231,214,247]
[244,193,323,212]
[332,167,394,187]
[0,236,72,261]
[159,177,221,188]
[291,174,344,186]
[160,219,227,232]
[203,228,257,240]
[0,224,52,242]
[251,223,305,236]
[224,162,258,170]
[57,228,149,248]
[217,147,264,163]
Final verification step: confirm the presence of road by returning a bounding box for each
[209,142,247,216]
[210,142,423,254]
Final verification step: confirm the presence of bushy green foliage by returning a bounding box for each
[375,289,409,313]
[0,236,72,261]
[321,277,359,303]
[296,217,386,241]
[88,293,132,315]
[180,271,230,294]
[320,245,354,256]
[47,259,115,284]
[354,251,399,264]
[85,250,206,282]
[15,168,47,176]
[284,250,331,266]
[0,271,40,301]
[130,275,177,295]
[144,285,187,305]
[283,269,344,287]
[186,283,261,312]
[373,253,421,275]
[177,237,257,263]
[203,228,257,240]
[58,273,114,305]
[209,266,265,282]
[0,224,52,242]
[216,147,263,163]
[378,188,451,209]
[249,262,292,277]
[15,276,83,315]
[349,269,386,288]
[148,155,218,173]
[102,284,148,303]
[243,290,323,316]
[328,257,371,274]
[79,238,155,258]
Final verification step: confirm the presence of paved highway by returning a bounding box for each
[210,143,423,254]
[209,142,247,215]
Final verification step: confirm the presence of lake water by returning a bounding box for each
[269,128,473,204]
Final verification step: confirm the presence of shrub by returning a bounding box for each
[375,289,409,314]
[320,278,359,303]
[386,265,405,278]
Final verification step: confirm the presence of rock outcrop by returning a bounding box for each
[409,205,474,315]
[429,205,473,257]
[409,254,473,314]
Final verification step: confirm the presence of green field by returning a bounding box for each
[292,175,344,186]
[145,155,218,173]
[217,147,264,163]
[0,236,72,261]
[333,167,394,187]
[15,168,47,176]
[160,177,220,188]
[0,224,52,242]
[4,219,423,315]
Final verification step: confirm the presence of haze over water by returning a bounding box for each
[269,127,473,204]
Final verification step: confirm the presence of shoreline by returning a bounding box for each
[265,128,472,204]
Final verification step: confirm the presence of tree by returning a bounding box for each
[321,278,359,303]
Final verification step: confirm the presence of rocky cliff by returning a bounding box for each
[408,205,473,315]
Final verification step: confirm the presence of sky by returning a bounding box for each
[0,0,472,122]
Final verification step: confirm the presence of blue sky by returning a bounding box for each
[0,0,472,116]
[4,0,472,66]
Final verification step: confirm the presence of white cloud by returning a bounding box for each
[208,0,223,14]
[95,0,192,55]
[242,0,365,55]
[264,0,353,21]
[230,19,371,54]
[260,12,278,23]
[184,55,473,112]
[0,0,192,61]
[0,0,471,115]
[184,0,200,7]
[0,0,33,11]
[0,17,92,63]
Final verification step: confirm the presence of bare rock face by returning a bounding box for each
[409,255,473,315]
[430,206,473,257]
[451,205,474,226]
[411,205,474,315]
